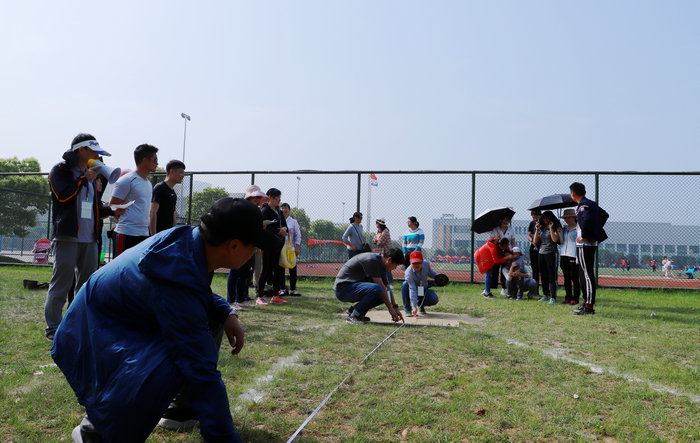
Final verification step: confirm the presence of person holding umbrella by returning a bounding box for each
[490,215,515,296]
[532,210,561,305]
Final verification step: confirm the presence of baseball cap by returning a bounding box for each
[71,139,111,157]
[512,247,521,254]
[409,250,424,263]
[200,197,276,249]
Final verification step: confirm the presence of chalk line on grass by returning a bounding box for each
[235,350,304,410]
[460,327,699,404]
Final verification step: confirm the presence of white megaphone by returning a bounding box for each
[87,159,122,184]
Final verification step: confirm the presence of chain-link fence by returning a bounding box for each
[1,170,698,290]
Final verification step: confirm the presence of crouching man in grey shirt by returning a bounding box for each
[334,248,405,324]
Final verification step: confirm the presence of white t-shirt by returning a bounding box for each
[490,226,515,243]
[112,171,152,236]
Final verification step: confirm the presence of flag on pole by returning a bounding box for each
[369,173,378,187]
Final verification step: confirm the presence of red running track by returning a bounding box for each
[293,262,700,290]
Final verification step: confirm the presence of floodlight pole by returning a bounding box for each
[296,176,301,208]
[180,113,191,162]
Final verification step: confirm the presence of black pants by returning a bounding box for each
[286,265,298,291]
[113,233,148,259]
[258,247,284,296]
[577,246,597,308]
[488,264,502,290]
[538,252,558,299]
[560,256,580,303]
[529,246,540,294]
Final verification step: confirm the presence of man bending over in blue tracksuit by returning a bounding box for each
[52,198,272,442]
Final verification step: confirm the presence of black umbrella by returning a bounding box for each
[527,193,576,211]
[471,207,516,233]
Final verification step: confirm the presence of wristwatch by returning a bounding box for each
[229,309,239,318]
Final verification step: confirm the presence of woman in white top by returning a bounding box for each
[559,209,580,305]
[489,216,515,295]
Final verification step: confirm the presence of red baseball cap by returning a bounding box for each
[409,250,423,264]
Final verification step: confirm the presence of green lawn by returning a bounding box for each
[1,266,698,442]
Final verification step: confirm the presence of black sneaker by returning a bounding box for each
[45,332,55,342]
[574,307,595,316]
[357,315,371,322]
[346,305,356,316]
[158,404,199,431]
[71,417,103,443]
[288,290,302,296]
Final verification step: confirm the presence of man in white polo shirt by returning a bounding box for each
[109,144,159,257]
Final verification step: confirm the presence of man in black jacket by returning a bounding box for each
[45,133,125,340]
[569,182,608,316]
[257,187,288,304]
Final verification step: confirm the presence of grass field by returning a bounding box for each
[1,265,698,442]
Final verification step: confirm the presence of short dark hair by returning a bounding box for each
[569,182,586,197]
[386,248,404,264]
[266,188,281,198]
[71,133,96,148]
[408,216,419,228]
[280,203,290,209]
[134,144,158,166]
[498,237,510,247]
[199,198,263,247]
[166,160,185,174]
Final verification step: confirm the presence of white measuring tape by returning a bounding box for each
[287,283,447,441]
[286,321,406,442]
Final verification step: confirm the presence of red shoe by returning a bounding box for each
[255,297,269,306]
[270,296,288,304]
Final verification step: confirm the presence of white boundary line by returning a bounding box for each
[459,327,699,404]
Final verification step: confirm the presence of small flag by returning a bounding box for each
[369,173,378,187]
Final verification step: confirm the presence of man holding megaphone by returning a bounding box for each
[45,133,126,342]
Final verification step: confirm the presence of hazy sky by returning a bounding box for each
[2,1,699,174]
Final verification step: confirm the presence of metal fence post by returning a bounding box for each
[251,173,255,185]
[595,173,600,285]
[356,173,361,212]
[47,199,52,239]
[187,173,194,225]
[470,172,476,283]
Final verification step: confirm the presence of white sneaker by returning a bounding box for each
[239,302,252,308]
[500,289,507,296]
[230,302,244,311]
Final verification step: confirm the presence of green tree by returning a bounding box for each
[188,186,229,223]
[0,158,50,236]
[289,207,311,238]
[309,219,340,240]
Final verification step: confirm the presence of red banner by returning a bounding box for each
[307,239,348,246]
